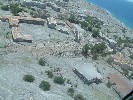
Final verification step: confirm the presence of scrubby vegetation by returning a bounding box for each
[106,81,112,88]
[82,44,92,58]
[68,14,79,24]
[106,57,114,64]
[129,54,133,60]
[53,76,65,85]
[10,3,24,16]
[67,88,74,97]
[23,75,35,83]
[1,5,9,11]
[92,29,100,38]
[117,37,133,46]
[39,81,51,91]
[68,14,103,31]
[74,94,86,100]
[45,71,53,78]
[1,3,25,16]
[39,58,46,66]
[82,42,107,59]
[121,68,133,79]
[91,42,107,54]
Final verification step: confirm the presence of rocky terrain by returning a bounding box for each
[0,0,133,100]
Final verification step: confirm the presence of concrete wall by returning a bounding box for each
[19,19,45,25]
[13,37,32,43]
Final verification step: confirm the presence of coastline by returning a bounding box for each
[86,0,133,30]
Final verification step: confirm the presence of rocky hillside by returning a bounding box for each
[0,0,133,100]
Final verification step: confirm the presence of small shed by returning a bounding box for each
[47,17,57,29]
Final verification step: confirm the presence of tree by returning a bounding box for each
[23,75,35,83]
[1,5,9,11]
[68,14,79,24]
[45,71,53,78]
[67,88,74,97]
[39,81,51,91]
[82,44,92,58]
[39,58,46,66]
[53,76,65,85]
[10,3,24,16]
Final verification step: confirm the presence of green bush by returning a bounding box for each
[68,14,79,24]
[92,29,100,38]
[129,54,133,60]
[82,44,92,58]
[107,81,112,88]
[39,58,46,66]
[1,5,9,11]
[92,54,98,60]
[23,75,35,83]
[121,68,129,76]
[53,76,65,85]
[67,88,74,97]
[39,81,51,91]
[117,37,133,45]
[74,94,85,100]
[10,3,24,16]
[45,71,53,78]
[91,42,106,54]
[31,7,36,11]
[80,21,88,30]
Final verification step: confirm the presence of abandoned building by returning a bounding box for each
[0,15,46,43]
[47,17,57,29]
[73,63,102,86]
[108,73,133,98]
[12,27,32,42]
[99,32,117,49]
[56,26,69,34]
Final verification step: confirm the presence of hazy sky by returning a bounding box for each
[127,0,133,3]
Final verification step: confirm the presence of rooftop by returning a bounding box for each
[74,63,102,80]
[108,73,133,97]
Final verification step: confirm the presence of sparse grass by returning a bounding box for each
[23,75,35,83]
[45,71,53,78]
[39,81,51,91]
[74,94,86,100]
[53,76,65,85]
[39,58,46,66]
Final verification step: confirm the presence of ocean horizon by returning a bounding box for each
[87,0,133,29]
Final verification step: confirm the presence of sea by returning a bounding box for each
[87,0,133,29]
